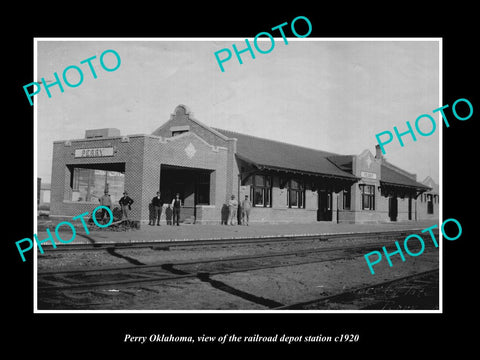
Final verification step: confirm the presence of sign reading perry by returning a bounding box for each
[75,147,114,158]
[360,171,377,179]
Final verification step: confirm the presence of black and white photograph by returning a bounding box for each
[7,6,477,354]
[33,38,442,312]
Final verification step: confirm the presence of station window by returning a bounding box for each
[172,130,188,137]
[70,167,125,204]
[250,174,272,207]
[343,189,351,210]
[287,179,305,208]
[360,184,375,210]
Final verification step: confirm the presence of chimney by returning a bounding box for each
[85,128,121,139]
[375,144,383,160]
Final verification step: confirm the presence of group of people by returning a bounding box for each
[97,190,252,226]
[99,190,134,225]
[149,192,182,226]
[223,194,252,226]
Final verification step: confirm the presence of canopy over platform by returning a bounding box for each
[380,164,431,198]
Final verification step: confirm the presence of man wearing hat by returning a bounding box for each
[228,194,238,225]
[119,191,134,223]
[99,189,112,224]
[150,191,164,226]
[241,195,252,226]
[171,193,182,226]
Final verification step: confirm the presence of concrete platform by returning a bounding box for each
[36,219,440,245]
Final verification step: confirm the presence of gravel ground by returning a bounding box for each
[37,234,440,310]
[210,250,439,309]
[37,233,425,271]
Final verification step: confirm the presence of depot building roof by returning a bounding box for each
[214,128,359,181]
[380,163,431,191]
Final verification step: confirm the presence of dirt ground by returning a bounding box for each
[37,236,440,310]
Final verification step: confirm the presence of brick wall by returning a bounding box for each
[335,149,427,224]
[236,175,321,223]
[150,105,233,220]
[156,132,229,223]
[50,135,146,220]
[152,105,232,149]
[417,193,440,221]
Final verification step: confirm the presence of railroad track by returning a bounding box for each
[273,268,439,310]
[39,228,435,252]
[38,238,438,293]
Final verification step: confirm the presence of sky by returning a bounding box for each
[36,39,440,185]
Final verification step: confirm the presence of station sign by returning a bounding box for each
[74,147,114,158]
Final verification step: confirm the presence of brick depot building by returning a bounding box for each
[49,105,438,225]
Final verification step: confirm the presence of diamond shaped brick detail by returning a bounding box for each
[366,155,372,168]
[185,142,196,159]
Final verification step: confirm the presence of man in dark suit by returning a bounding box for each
[171,193,181,226]
[151,191,164,226]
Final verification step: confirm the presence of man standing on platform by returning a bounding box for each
[99,189,112,224]
[228,194,238,225]
[171,193,182,226]
[151,191,164,226]
[119,191,134,225]
[241,195,252,226]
